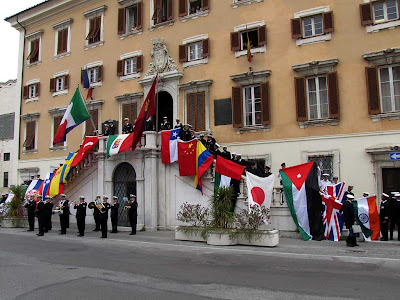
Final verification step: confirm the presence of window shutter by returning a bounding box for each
[24,121,35,149]
[132,103,137,120]
[136,55,143,72]
[202,0,209,10]
[179,0,187,17]
[360,3,373,26]
[85,110,98,136]
[323,12,334,33]
[167,0,173,20]
[291,18,302,39]
[230,32,240,51]
[179,44,187,62]
[122,104,130,120]
[63,28,68,52]
[57,30,63,54]
[23,86,28,100]
[258,25,267,46]
[327,72,339,119]
[64,75,69,90]
[118,8,126,35]
[117,60,124,76]
[137,2,143,29]
[202,39,209,58]
[187,93,196,129]
[86,18,96,40]
[232,86,243,128]
[365,67,381,115]
[260,82,270,125]
[196,92,205,131]
[35,83,40,97]
[97,66,103,81]
[49,78,56,92]
[294,77,307,122]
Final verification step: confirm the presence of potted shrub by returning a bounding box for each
[235,204,279,247]
[175,202,209,242]
[0,185,28,228]
[204,186,237,246]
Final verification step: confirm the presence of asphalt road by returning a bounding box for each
[0,228,399,300]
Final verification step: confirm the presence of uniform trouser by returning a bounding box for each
[28,213,35,230]
[38,216,45,234]
[130,218,137,234]
[94,214,100,230]
[389,218,396,239]
[46,213,52,230]
[381,221,389,240]
[77,217,85,236]
[346,226,357,245]
[111,216,118,232]
[60,216,67,233]
[100,217,107,237]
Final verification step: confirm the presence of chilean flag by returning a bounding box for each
[161,128,180,164]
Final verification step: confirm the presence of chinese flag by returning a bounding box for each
[178,139,197,176]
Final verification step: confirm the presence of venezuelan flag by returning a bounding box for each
[60,152,78,183]
[194,141,214,193]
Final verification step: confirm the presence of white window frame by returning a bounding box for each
[182,34,208,68]
[239,28,260,51]
[373,0,399,23]
[21,114,40,154]
[126,5,138,32]
[48,107,67,150]
[231,0,263,9]
[180,0,209,22]
[51,70,69,97]
[53,18,73,60]
[83,6,107,50]
[28,85,36,99]
[26,30,43,67]
[25,79,40,103]
[242,85,262,127]
[119,51,142,82]
[302,15,324,38]
[125,57,137,75]
[56,77,64,92]
[233,21,266,58]
[188,41,203,61]
[306,76,329,121]
[84,61,103,87]
[378,64,400,113]
[149,0,174,30]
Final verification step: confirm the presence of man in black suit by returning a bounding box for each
[74,196,87,237]
[262,166,272,177]
[340,194,358,247]
[24,195,37,231]
[90,195,101,231]
[44,196,54,232]
[110,196,120,233]
[221,146,231,160]
[380,193,390,241]
[99,196,111,238]
[127,194,138,235]
[58,194,70,235]
[122,118,133,134]
[108,120,116,135]
[36,196,46,236]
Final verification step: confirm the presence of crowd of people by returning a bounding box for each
[22,193,138,239]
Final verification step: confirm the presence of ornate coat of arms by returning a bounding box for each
[146,38,178,76]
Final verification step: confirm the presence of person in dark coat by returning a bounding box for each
[36,196,46,236]
[248,161,262,177]
[389,192,398,240]
[198,133,206,146]
[103,124,109,136]
[262,166,272,177]
[122,118,133,134]
[380,193,390,241]
[1,193,7,204]
[24,195,37,231]
[221,146,231,160]
[174,118,183,129]
[213,144,222,158]
[58,194,70,235]
[74,196,87,237]
[98,196,111,238]
[392,193,400,241]
[108,120,116,135]
[205,134,216,152]
[110,196,120,233]
[89,195,101,231]
[179,124,192,141]
[127,194,138,235]
[160,116,171,130]
[340,194,358,247]
[44,196,54,232]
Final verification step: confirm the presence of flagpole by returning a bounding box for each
[78,85,98,137]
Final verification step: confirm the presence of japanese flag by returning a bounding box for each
[246,171,275,209]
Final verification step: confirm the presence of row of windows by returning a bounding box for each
[26,1,400,66]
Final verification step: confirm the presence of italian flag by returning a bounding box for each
[53,88,90,145]
[106,133,134,158]
[281,161,324,241]
[214,156,245,193]
[353,195,380,241]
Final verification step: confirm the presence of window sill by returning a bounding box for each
[27,61,41,68]
[49,146,67,151]
[183,57,208,68]
[231,0,263,9]
[22,149,37,154]
[84,41,104,50]
[298,118,339,129]
[367,20,400,33]
[149,20,174,31]
[180,10,209,23]
[371,111,400,122]
[90,81,103,88]
[52,90,68,97]
[53,52,70,60]
[119,28,143,40]
[235,45,266,58]
[296,33,331,47]
[25,97,39,103]
[235,125,270,134]
[120,73,141,82]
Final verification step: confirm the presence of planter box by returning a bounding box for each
[1,217,28,228]
[175,226,205,242]
[206,230,237,246]
[237,229,279,247]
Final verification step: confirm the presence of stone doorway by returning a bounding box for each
[113,162,136,226]
[382,168,400,195]
[157,91,173,131]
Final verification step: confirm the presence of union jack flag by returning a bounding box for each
[322,182,346,241]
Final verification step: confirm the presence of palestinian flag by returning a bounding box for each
[214,156,245,193]
[106,133,134,158]
[281,161,324,241]
[353,195,380,241]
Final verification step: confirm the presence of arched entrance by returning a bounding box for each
[157,91,173,130]
[113,162,136,226]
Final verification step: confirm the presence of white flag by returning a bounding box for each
[246,172,274,209]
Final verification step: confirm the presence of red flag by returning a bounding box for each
[132,75,157,150]
[215,156,245,181]
[71,136,99,167]
[178,139,197,176]
[86,87,93,100]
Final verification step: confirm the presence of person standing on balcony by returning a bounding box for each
[122,118,133,134]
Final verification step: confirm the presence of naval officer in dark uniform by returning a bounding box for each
[110,196,120,233]
[380,193,390,241]
[122,118,133,134]
[340,194,358,247]
[127,194,138,235]
[74,196,87,237]
[58,194,70,235]
[36,195,46,236]
[44,196,54,232]
[99,196,111,238]
[24,195,37,231]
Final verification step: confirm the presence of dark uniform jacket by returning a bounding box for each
[380,199,390,223]
[25,200,36,214]
[128,201,138,222]
[198,138,206,147]
[99,202,111,219]
[110,202,120,219]
[122,123,133,134]
[74,202,87,219]
[221,151,231,160]
[393,200,400,222]
[248,167,262,177]
[174,123,183,129]
[44,201,53,216]
[36,201,46,218]
[262,171,272,178]
[179,129,192,141]
[109,125,116,135]
[205,138,216,152]
[340,200,355,228]
[160,121,171,130]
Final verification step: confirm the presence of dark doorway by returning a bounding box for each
[382,168,400,195]
[157,91,173,131]
[113,162,136,226]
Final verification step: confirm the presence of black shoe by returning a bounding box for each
[354,244,359,247]
[346,243,354,247]
[129,232,136,235]
[27,229,34,232]
[44,230,48,233]
[37,233,44,236]
[101,236,107,239]
[77,234,84,237]
[59,232,66,235]
[380,238,388,241]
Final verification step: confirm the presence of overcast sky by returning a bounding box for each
[0,0,44,82]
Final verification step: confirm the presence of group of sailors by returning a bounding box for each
[379,192,400,241]
[23,193,138,239]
